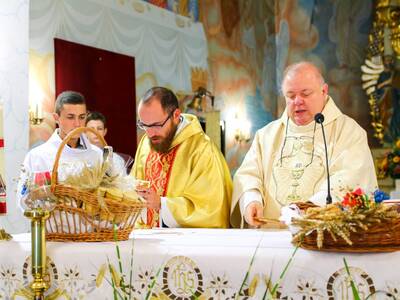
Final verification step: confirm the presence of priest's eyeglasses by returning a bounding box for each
[137,110,174,131]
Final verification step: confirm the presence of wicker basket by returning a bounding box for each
[47,127,144,242]
[292,203,400,253]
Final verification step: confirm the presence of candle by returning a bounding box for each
[35,103,39,119]
[38,101,43,119]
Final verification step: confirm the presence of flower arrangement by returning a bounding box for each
[20,170,51,198]
[291,188,398,249]
[379,138,400,179]
[341,187,370,209]
[19,170,57,211]
[341,188,389,209]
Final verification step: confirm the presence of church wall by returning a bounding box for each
[0,0,30,233]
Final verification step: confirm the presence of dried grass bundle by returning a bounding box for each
[292,203,400,249]
[62,161,110,191]
[62,161,142,220]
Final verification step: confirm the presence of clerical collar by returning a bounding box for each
[175,115,188,136]
[277,96,342,171]
[287,117,317,134]
[286,97,332,134]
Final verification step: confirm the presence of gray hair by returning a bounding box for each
[281,61,325,91]
[54,91,86,114]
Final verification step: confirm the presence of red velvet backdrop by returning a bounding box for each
[54,38,137,157]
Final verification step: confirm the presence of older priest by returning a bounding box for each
[231,62,378,228]
[132,87,232,228]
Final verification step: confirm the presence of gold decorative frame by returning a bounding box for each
[361,0,400,144]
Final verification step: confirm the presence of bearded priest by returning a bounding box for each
[132,87,232,228]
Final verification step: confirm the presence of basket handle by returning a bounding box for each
[51,127,108,190]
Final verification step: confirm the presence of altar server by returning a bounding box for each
[86,111,129,175]
[231,61,378,227]
[132,87,232,228]
[17,91,102,203]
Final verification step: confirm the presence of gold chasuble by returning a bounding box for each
[132,114,232,228]
[231,97,378,227]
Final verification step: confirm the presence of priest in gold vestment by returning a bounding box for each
[132,87,232,228]
[231,62,378,228]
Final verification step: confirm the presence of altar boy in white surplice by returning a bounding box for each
[230,62,378,228]
[17,91,103,206]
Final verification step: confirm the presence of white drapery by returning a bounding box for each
[30,0,208,93]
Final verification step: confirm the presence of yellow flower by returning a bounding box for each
[396,139,400,149]
[393,156,400,163]
[380,157,388,169]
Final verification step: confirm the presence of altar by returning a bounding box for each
[0,229,399,299]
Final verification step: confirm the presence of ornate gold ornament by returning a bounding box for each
[361,0,400,144]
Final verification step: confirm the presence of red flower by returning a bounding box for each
[34,172,51,186]
[353,188,363,196]
[341,188,367,209]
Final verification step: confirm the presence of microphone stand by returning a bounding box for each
[314,113,332,205]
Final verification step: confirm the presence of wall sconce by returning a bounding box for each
[29,102,44,125]
[234,116,251,143]
[187,87,215,112]
[194,87,215,108]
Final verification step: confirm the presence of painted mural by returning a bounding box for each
[143,0,200,21]
[200,0,374,172]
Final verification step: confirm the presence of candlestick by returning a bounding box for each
[30,102,44,125]
[24,208,50,300]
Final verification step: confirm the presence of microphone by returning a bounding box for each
[314,113,332,204]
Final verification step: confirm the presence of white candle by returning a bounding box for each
[37,101,43,119]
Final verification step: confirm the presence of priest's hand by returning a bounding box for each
[136,188,161,210]
[244,202,264,227]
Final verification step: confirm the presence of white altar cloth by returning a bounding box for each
[0,229,399,299]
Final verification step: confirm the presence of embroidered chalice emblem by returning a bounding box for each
[287,163,305,202]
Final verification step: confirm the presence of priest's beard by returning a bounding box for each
[149,123,178,153]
